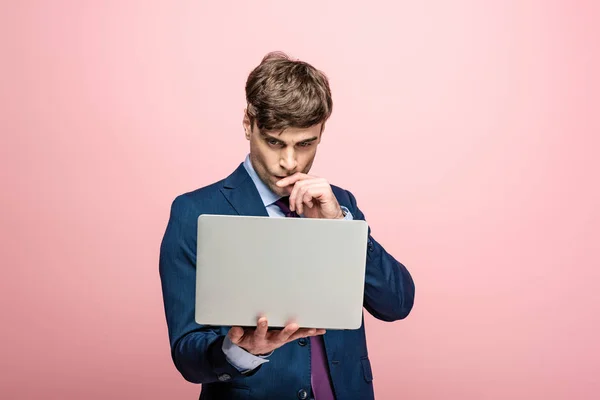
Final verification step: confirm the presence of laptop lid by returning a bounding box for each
[195,214,368,330]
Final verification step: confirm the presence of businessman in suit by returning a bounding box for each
[159,52,415,400]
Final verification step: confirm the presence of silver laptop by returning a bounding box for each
[195,214,369,330]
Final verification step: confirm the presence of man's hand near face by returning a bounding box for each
[276,173,345,219]
[228,317,326,356]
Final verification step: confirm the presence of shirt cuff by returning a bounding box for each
[222,335,270,372]
[341,206,354,220]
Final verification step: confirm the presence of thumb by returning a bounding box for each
[228,326,244,344]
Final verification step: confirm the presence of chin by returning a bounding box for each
[270,185,289,197]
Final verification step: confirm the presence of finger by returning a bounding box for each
[228,326,245,344]
[286,330,308,342]
[296,185,307,215]
[276,173,311,188]
[276,322,300,343]
[302,190,315,209]
[294,181,320,214]
[288,182,297,212]
[307,183,336,208]
[298,183,326,214]
[286,327,323,342]
[297,187,308,215]
[304,327,327,336]
[289,179,309,213]
[254,317,268,339]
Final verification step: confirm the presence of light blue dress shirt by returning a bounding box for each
[221,155,353,373]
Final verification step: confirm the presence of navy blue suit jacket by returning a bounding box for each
[159,163,415,400]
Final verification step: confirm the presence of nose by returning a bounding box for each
[279,147,297,173]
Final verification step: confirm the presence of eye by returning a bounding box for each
[298,142,312,147]
[267,139,280,146]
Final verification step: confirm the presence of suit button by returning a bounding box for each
[218,373,231,382]
[298,338,307,346]
[297,389,308,399]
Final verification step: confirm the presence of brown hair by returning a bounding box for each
[245,51,333,132]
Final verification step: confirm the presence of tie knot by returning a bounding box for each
[274,197,299,218]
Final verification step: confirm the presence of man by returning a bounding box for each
[159,51,415,400]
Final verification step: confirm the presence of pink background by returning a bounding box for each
[2,1,599,399]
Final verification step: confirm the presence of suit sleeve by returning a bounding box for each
[159,195,258,384]
[346,190,415,321]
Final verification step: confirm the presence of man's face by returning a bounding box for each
[243,111,322,197]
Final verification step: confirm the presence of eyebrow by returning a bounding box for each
[261,132,318,145]
[298,137,319,144]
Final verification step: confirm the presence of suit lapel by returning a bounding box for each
[220,163,269,217]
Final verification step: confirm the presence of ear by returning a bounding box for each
[242,109,252,140]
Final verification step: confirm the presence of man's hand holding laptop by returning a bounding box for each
[228,317,326,355]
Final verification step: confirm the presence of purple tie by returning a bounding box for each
[274,197,336,400]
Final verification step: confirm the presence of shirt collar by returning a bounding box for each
[243,154,281,207]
